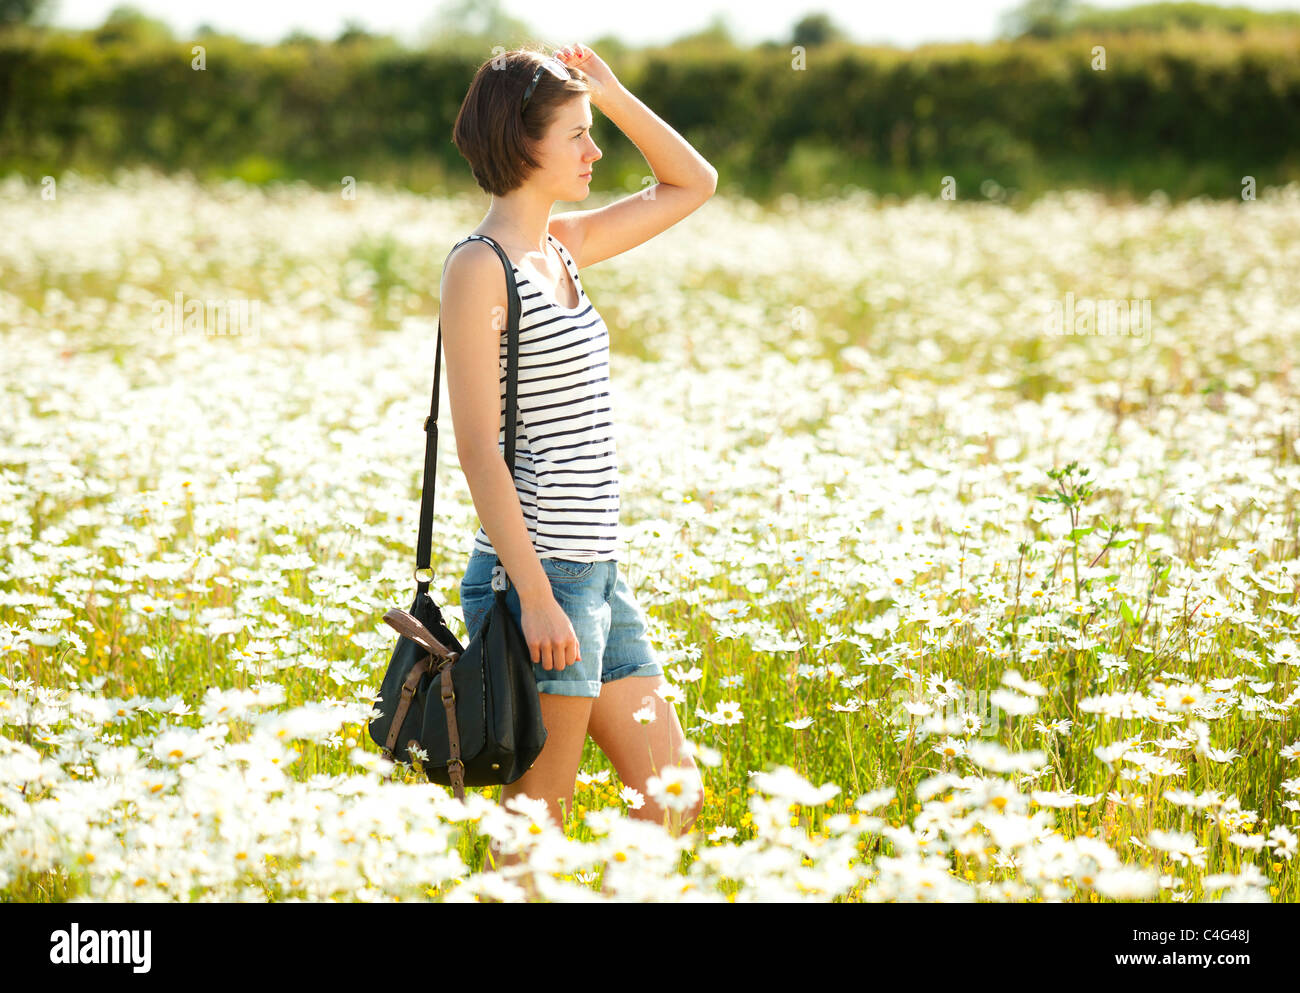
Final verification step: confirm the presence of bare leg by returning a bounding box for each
[586,674,704,894]
[480,692,594,894]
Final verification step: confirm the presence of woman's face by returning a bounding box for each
[531,95,601,201]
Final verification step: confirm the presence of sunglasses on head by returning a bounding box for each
[521,56,572,113]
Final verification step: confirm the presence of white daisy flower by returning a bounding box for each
[619,785,645,810]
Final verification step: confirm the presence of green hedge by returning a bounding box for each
[1,27,1297,199]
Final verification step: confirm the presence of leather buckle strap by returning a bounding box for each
[439,660,465,801]
[446,759,466,800]
[385,654,430,758]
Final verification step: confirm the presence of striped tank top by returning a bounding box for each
[453,232,620,562]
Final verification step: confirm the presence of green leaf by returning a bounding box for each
[1120,600,1137,626]
[1067,527,1094,541]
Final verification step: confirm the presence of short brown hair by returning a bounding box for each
[452,48,591,197]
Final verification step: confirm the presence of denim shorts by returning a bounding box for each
[457,549,663,698]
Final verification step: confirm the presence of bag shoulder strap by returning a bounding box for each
[416,234,521,598]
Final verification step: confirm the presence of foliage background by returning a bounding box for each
[1,1,1298,201]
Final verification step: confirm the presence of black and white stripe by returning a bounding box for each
[454,233,620,562]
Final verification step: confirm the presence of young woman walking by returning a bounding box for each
[440,43,717,875]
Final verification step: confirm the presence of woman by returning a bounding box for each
[440,43,717,874]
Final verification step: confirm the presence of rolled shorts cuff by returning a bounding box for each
[601,661,662,683]
[538,679,603,698]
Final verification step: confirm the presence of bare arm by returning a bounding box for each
[439,242,550,608]
[550,45,718,269]
[440,241,583,670]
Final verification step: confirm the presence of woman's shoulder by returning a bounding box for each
[444,233,513,275]
[440,237,510,314]
[448,232,510,262]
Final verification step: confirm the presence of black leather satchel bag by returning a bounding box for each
[367,235,547,800]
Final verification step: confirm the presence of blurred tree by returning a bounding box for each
[998,0,1081,39]
[417,0,534,52]
[585,34,629,61]
[335,18,401,51]
[281,28,322,47]
[1070,2,1300,34]
[1000,0,1300,38]
[92,4,174,45]
[668,12,739,51]
[336,19,374,45]
[792,12,848,47]
[1,0,50,29]
[192,22,249,43]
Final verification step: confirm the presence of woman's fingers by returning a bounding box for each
[557,42,591,66]
[523,600,582,670]
[549,634,579,671]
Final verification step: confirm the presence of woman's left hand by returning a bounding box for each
[555,43,619,106]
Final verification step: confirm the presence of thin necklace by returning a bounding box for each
[483,218,571,300]
[483,217,548,263]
